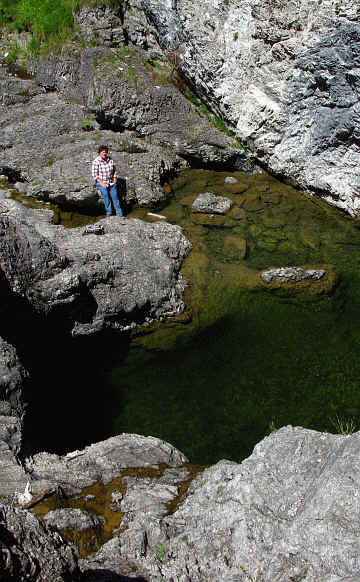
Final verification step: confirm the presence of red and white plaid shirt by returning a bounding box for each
[92,155,117,187]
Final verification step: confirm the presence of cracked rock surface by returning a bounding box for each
[0,198,191,336]
[142,0,360,215]
[94,427,360,582]
[25,433,188,496]
[0,504,80,581]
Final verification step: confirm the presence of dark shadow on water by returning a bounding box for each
[0,276,131,457]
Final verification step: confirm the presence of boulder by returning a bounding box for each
[100,426,360,582]
[0,198,191,336]
[44,508,104,532]
[192,192,233,214]
[25,433,188,495]
[0,416,28,500]
[261,266,325,283]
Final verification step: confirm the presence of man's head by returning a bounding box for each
[98,145,108,161]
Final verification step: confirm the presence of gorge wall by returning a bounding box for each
[141,0,360,215]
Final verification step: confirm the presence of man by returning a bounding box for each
[92,145,123,216]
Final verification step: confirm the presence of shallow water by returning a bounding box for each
[16,170,360,465]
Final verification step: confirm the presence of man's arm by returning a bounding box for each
[111,161,117,184]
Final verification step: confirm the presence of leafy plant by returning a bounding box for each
[155,543,166,562]
[4,43,21,65]
[82,119,95,131]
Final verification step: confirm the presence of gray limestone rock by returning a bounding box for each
[0,198,191,336]
[141,0,360,215]
[44,508,104,532]
[82,224,105,236]
[25,433,188,495]
[192,192,233,214]
[225,176,238,184]
[0,337,28,418]
[0,69,45,106]
[0,504,80,581]
[108,427,360,582]
[74,4,126,47]
[261,266,325,283]
[80,536,147,581]
[0,416,28,500]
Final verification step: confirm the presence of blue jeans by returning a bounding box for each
[96,183,123,216]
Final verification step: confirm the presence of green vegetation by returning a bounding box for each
[155,543,167,563]
[330,415,357,435]
[82,119,95,131]
[0,0,122,55]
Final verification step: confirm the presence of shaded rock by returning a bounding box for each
[25,434,188,496]
[0,503,80,581]
[261,266,325,283]
[31,44,257,174]
[80,536,147,581]
[0,69,45,105]
[192,192,233,214]
[44,508,104,532]
[0,416,28,500]
[0,337,28,418]
[74,4,126,47]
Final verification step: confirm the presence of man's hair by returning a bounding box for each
[98,145,108,153]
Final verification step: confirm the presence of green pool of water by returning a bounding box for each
[106,170,360,464]
[12,170,360,465]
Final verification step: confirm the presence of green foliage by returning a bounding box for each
[330,415,357,435]
[82,119,95,131]
[155,543,166,562]
[4,42,21,64]
[0,0,122,54]
[4,0,73,37]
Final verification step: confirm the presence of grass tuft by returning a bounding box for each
[330,414,357,435]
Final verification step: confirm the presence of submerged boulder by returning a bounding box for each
[192,192,233,214]
[43,508,104,532]
[261,266,325,283]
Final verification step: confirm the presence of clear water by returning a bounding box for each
[103,170,360,464]
[18,170,360,465]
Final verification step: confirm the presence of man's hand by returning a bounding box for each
[97,179,107,188]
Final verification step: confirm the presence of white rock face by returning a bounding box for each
[141,0,360,215]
